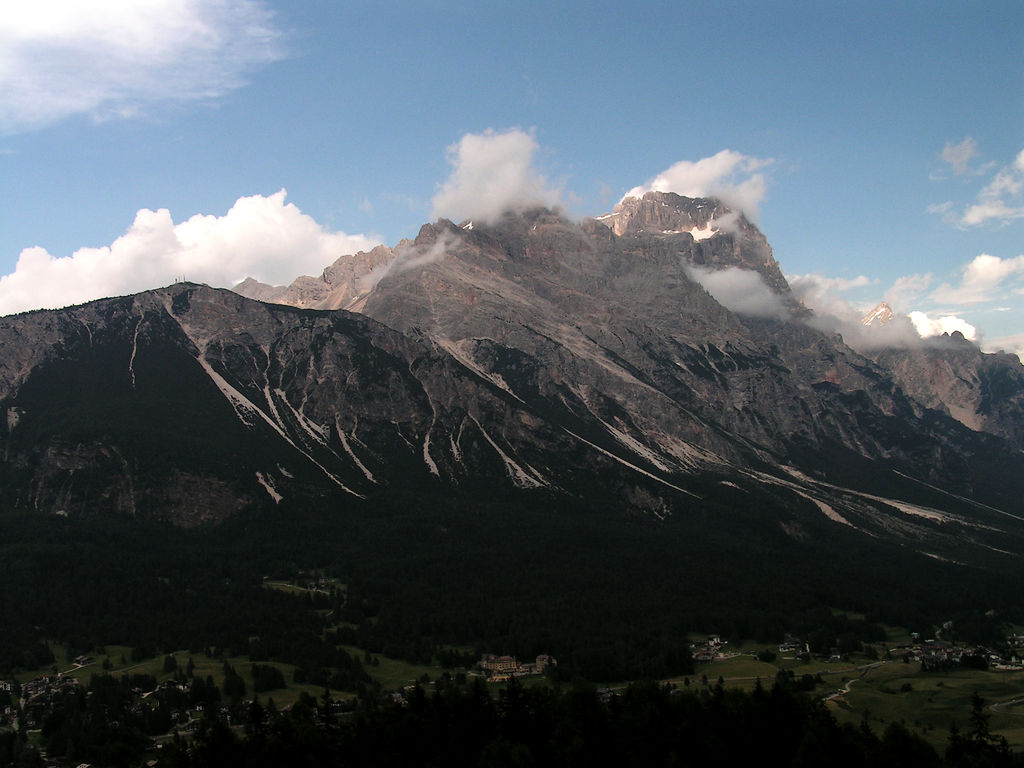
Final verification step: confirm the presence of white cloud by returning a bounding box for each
[929,253,1024,305]
[789,273,872,297]
[685,265,788,319]
[787,272,872,321]
[961,201,1024,228]
[908,311,977,341]
[954,149,1024,227]
[787,266,1021,354]
[788,270,952,350]
[0,0,283,133]
[0,190,379,315]
[884,273,933,312]
[623,150,772,222]
[430,128,563,224]
[940,137,978,176]
[356,229,460,295]
[982,332,1024,365]
[926,201,956,224]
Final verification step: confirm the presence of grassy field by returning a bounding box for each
[12,639,455,708]
[16,643,327,709]
[675,636,1024,753]
[338,645,446,692]
[827,663,1024,751]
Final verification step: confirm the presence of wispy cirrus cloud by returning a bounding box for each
[940,137,979,177]
[930,145,1024,228]
[0,0,284,134]
[884,273,933,312]
[961,150,1024,227]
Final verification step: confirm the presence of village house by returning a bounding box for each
[479,654,557,680]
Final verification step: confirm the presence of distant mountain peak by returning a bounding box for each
[861,302,895,327]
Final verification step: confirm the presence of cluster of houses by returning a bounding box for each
[689,630,1024,670]
[0,674,81,729]
[894,639,1021,671]
[692,635,728,664]
[478,654,557,682]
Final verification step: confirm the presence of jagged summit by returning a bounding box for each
[236,194,793,317]
[596,191,729,238]
[594,192,790,294]
[233,243,399,312]
[861,302,895,327]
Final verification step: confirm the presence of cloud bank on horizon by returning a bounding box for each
[0,191,378,316]
[0,0,282,133]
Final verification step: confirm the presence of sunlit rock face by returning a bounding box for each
[1,196,1023,569]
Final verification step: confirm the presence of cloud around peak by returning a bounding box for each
[430,128,563,224]
[788,270,979,351]
[0,0,283,133]
[0,191,379,316]
[685,264,789,320]
[622,150,772,222]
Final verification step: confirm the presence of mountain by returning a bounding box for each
[4,192,1024,569]
[861,302,895,327]
[868,332,1024,446]
[7,191,1024,682]
[853,301,1024,445]
[233,243,397,311]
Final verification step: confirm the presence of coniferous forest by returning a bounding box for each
[166,679,1022,768]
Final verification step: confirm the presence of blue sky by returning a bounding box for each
[1,1,1022,357]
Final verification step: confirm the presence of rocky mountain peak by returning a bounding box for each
[595,191,790,295]
[861,302,895,327]
[596,191,729,238]
[233,243,398,312]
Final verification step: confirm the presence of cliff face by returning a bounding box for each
[596,192,791,293]
[2,197,1024,568]
[234,244,398,311]
[869,334,1024,447]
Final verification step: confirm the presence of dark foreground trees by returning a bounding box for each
[160,680,1023,768]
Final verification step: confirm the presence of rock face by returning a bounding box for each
[597,192,791,294]
[234,244,398,311]
[2,194,1024,567]
[861,302,895,327]
[869,333,1024,445]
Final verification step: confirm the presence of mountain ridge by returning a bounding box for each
[3,194,1024,572]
